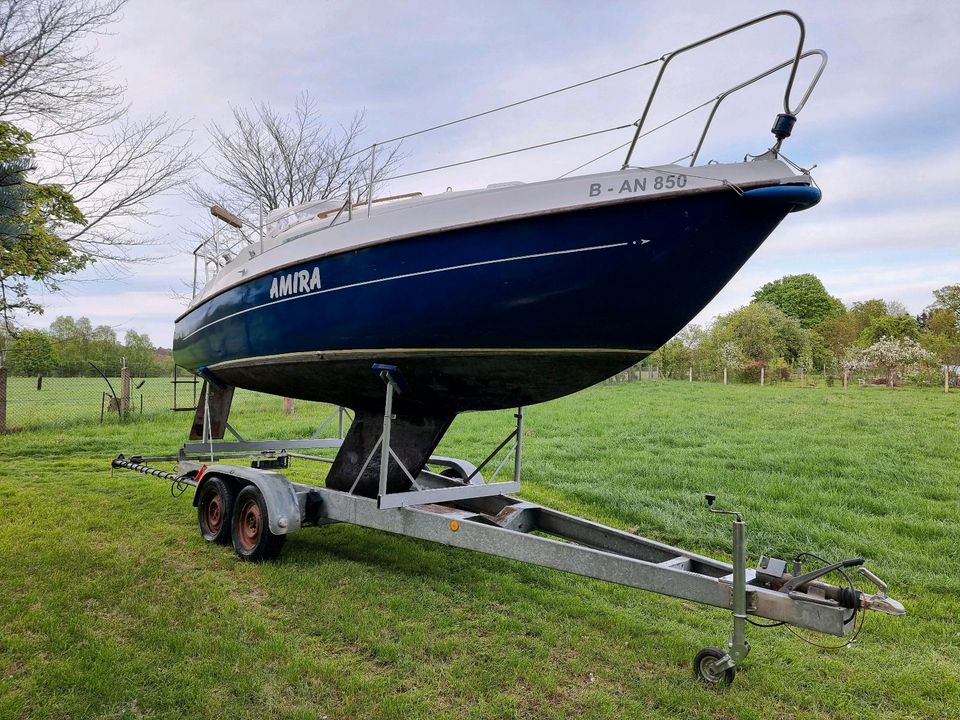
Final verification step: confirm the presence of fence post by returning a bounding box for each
[843,368,849,389]
[283,397,296,415]
[723,367,728,385]
[120,366,130,417]
[760,366,765,386]
[946,365,950,394]
[0,367,6,434]
[688,366,693,383]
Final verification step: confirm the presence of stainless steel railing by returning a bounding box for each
[622,10,819,169]
[688,49,827,167]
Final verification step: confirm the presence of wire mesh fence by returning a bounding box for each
[1,359,955,433]
[601,362,956,389]
[0,363,347,432]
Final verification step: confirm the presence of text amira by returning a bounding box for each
[270,266,321,299]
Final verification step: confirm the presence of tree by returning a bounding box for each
[860,313,920,345]
[920,308,960,365]
[817,311,862,368]
[190,93,401,230]
[0,0,192,323]
[0,122,88,329]
[926,308,959,339]
[752,273,844,329]
[712,302,811,368]
[89,323,119,364]
[850,299,889,328]
[0,126,29,246]
[651,337,691,379]
[930,284,960,322]
[48,314,93,374]
[7,327,56,375]
[855,336,933,387]
[122,329,157,374]
[884,300,908,317]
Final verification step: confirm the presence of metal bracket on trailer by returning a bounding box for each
[356,364,523,509]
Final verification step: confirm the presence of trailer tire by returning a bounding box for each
[197,477,235,544]
[693,647,735,686]
[232,485,286,562]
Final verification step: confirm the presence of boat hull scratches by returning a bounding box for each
[175,187,793,411]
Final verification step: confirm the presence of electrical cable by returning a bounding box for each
[784,604,866,650]
[747,618,785,628]
[781,551,866,649]
[170,477,190,498]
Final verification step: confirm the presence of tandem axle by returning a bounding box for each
[111,372,904,686]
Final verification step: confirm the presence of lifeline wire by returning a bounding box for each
[390,91,719,183]
[346,55,665,159]
[558,97,716,178]
[388,124,634,181]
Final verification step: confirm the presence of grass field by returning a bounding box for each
[4,375,316,430]
[0,382,958,719]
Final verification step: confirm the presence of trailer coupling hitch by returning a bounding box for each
[756,553,906,617]
[695,494,905,686]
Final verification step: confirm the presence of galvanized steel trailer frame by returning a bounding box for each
[112,370,903,685]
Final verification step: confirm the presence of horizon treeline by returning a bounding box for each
[1,316,173,377]
[647,275,958,383]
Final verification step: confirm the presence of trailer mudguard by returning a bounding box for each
[193,464,302,535]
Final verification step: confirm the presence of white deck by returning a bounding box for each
[186,158,804,313]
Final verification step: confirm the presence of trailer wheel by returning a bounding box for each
[693,647,735,686]
[197,477,235,544]
[232,485,286,562]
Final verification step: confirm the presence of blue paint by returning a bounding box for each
[742,184,821,211]
[174,188,800,372]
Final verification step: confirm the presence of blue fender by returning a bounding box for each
[742,184,821,211]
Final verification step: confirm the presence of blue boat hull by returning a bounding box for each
[174,186,803,411]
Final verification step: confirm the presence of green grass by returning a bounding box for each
[0,382,958,719]
[4,375,336,430]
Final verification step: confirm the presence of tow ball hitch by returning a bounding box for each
[694,494,905,686]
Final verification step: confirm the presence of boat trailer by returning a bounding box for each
[111,368,904,686]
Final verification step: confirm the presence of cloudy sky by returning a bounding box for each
[23,0,960,346]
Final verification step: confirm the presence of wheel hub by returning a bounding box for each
[203,494,223,533]
[699,656,723,683]
[238,500,262,551]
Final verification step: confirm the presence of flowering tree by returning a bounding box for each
[855,336,934,387]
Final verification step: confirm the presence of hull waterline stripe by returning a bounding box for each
[180,241,630,342]
[207,347,655,371]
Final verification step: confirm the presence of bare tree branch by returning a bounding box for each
[0,0,194,324]
[190,92,402,233]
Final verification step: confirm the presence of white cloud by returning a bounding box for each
[813,149,960,209]
[17,1,959,349]
[771,206,959,254]
[21,289,182,347]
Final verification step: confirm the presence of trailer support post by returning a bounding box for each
[729,519,750,664]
